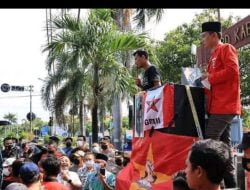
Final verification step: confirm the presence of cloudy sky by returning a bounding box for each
[0,9,249,123]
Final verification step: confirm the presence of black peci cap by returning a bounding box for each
[95,153,108,162]
[202,22,221,33]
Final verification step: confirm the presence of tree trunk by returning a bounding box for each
[79,98,84,135]
[92,64,99,143]
[217,9,221,22]
[91,104,98,143]
[112,94,122,150]
[99,106,105,136]
[111,9,133,150]
[77,9,81,23]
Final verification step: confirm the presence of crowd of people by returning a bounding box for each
[0,19,248,190]
[0,135,131,190]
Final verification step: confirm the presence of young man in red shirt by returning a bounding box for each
[200,21,241,188]
[41,156,69,190]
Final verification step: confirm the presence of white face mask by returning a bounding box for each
[77,140,84,147]
[85,160,94,168]
[3,168,10,176]
[92,147,100,153]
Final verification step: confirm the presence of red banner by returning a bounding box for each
[116,130,197,190]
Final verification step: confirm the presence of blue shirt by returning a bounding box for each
[62,147,73,157]
[84,170,115,190]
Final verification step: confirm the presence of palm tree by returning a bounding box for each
[3,113,18,124]
[133,9,165,30]
[42,9,147,143]
[110,9,164,149]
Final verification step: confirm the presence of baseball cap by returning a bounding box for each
[19,162,40,182]
[74,150,85,157]
[3,157,16,167]
[5,183,28,190]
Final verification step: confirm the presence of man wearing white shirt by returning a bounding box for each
[58,155,82,190]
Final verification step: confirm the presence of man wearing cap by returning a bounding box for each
[69,150,85,173]
[19,162,42,190]
[239,132,250,190]
[2,157,16,189]
[133,49,161,91]
[5,183,28,190]
[84,153,115,190]
[200,21,241,188]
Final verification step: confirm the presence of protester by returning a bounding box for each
[78,153,98,188]
[41,156,69,190]
[84,153,115,190]
[11,138,19,148]
[92,143,101,154]
[19,162,42,190]
[7,158,27,185]
[76,135,89,152]
[21,142,41,159]
[100,140,115,172]
[111,155,123,175]
[5,182,28,190]
[1,137,21,160]
[2,157,16,189]
[62,137,74,157]
[185,139,231,190]
[173,171,190,190]
[57,155,82,190]
[69,150,85,172]
[133,49,161,91]
[122,152,131,167]
[200,21,241,188]
[47,140,64,159]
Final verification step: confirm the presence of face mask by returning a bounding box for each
[92,147,100,153]
[115,158,123,166]
[77,141,84,147]
[6,145,12,150]
[242,157,250,171]
[85,160,94,168]
[101,145,108,150]
[3,168,10,176]
[48,150,55,154]
[66,142,72,147]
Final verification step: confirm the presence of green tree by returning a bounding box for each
[3,113,18,124]
[239,47,250,106]
[42,9,147,143]
[133,9,164,30]
[242,108,250,129]
[156,9,240,84]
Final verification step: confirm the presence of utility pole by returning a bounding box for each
[217,9,221,22]
[29,85,34,133]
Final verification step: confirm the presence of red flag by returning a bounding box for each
[116,130,197,190]
[117,84,205,190]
